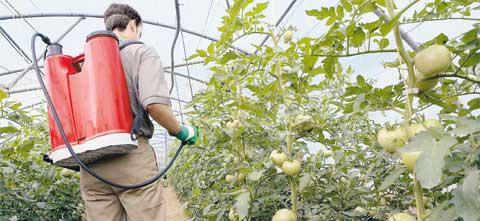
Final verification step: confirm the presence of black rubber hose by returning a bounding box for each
[32,32,186,189]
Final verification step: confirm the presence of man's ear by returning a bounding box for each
[127,20,137,33]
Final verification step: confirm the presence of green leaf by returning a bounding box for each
[460,53,480,67]
[8,102,21,110]
[36,202,47,209]
[17,140,34,153]
[383,58,401,68]
[299,174,312,192]
[341,0,353,12]
[322,57,337,78]
[234,191,250,219]
[379,22,394,36]
[0,180,6,194]
[426,201,458,221]
[359,2,377,14]
[374,0,386,7]
[0,88,7,101]
[302,55,319,73]
[247,170,264,181]
[351,28,366,47]
[378,38,389,49]
[447,117,480,136]
[468,98,480,111]
[196,49,208,57]
[353,93,365,112]
[219,51,238,64]
[379,167,406,191]
[401,133,456,188]
[461,29,478,43]
[245,2,269,17]
[336,6,345,19]
[452,170,480,221]
[0,126,19,133]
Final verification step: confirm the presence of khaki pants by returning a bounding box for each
[80,137,166,221]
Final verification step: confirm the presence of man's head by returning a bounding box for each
[104,3,143,41]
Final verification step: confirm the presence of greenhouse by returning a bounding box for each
[0,0,479,220]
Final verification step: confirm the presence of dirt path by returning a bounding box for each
[164,185,187,221]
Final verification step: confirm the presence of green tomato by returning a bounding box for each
[270,150,288,167]
[414,69,438,92]
[377,126,408,153]
[388,213,416,221]
[282,160,301,176]
[272,209,297,221]
[353,207,367,216]
[225,120,241,136]
[229,208,238,221]
[291,114,314,132]
[237,172,246,181]
[60,168,76,177]
[225,175,236,183]
[322,149,333,157]
[414,45,451,77]
[401,151,422,172]
[407,119,441,138]
[423,119,440,128]
[379,197,387,206]
[407,123,427,138]
[283,31,293,43]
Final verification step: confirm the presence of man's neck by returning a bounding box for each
[113,31,130,41]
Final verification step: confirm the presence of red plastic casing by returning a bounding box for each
[44,33,133,153]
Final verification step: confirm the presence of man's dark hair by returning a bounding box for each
[104,3,142,31]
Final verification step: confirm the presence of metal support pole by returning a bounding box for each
[163,60,203,70]
[164,133,168,168]
[7,17,85,90]
[8,86,191,103]
[7,86,43,94]
[164,70,207,84]
[254,0,298,54]
[0,64,207,85]
[0,13,251,54]
[19,100,45,110]
[174,74,185,124]
[0,65,43,76]
[225,0,231,9]
[0,25,33,63]
[374,9,420,51]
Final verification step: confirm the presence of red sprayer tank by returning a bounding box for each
[44,31,137,167]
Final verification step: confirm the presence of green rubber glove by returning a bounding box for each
[172,125,199,145]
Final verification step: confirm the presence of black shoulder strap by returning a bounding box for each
[119,41,144,50]
[118,40,148,140]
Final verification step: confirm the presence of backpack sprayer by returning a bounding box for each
[31,0,187,189]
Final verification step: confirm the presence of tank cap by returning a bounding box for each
[46,43,63,57]
[86,30,119,42]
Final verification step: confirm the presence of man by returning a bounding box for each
[79,3,198,220]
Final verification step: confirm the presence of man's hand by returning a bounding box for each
[172,125,199,145]
[146,103,199,145]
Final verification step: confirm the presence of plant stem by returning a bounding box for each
[302,49,398,58]
[386,0,425,220]
[401,17,480,24]
[413,174,425,221]
[288,176,298,212]
[271,30,298,216]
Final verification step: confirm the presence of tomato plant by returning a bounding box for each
[0,89,83,220]
[169,0,480,220]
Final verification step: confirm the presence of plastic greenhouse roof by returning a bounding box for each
[0,0,478,156]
